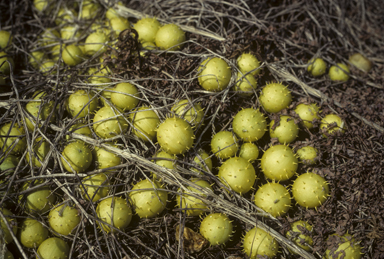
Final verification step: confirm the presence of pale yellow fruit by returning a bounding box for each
[62,45,83,66]
[171,99,204,125]
[329,63,350,82]
[349,53,372,73]
[307,57,327,77]
[85,32,109,56]
[110,82,140,111]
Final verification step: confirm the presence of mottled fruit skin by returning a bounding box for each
[0,208,17,244]
[0,122,26,155]
[239,142,259,162]
[199,213,233,245]
[80,173,110,202]
[67,89,98,118]
[37,237,69,259]
[233,72,257,96]
[191,149,213,174]
[254,182,291,217]
[177,178,213,216]
[294,103,321,129]
[156,117,195,155]
[297,146,318,165]
[269,115,299,144]
[129,106,160,142]
[307,58,327,77]
[243,227,279,258]
[218,157,256,194]
[19,218,48,248]
[155,23,185,51]
[134,17,161,43]
[232,108,267,142]
[48,204,81,236]
[237,53,261,76]
[349,53,372,73]
[329,63,350,82]
[211,131,238,160]
[171,99,204,125]
[96,196,133,233]
[286,220,313,252]
[292,172,329,209]
[325,233,362,259]
[110,82,140,111]
[129,179,168,218]
[320,114,346,137]
[260,145,298,181]
[93,106,128,139]
[259,83,292,113]
[61,141,92,173]
[198,57,232,92]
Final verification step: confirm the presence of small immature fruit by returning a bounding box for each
[61,141,92,173]
[0,208,17,244]
[320,114,346,137]
[26,136,50,168]
[260,145,298,181]
[19,218,48,248]
[329,63,350,82]
[156,117,195,155]
[0,30,12,49]
[254,182,291,217]
[25,91,56,131]
[134,17,161,43]
[48,204,81,236]
[108,17,130,38]
[292,172,329,209]
[307,57,327,77]
[349,53,372,73]
[218,157,256,194]
[85,32,109,56]
[36,237,69,259]
[294,103,321,129]
[297,146,318,165]
[129,106,160,142]
[198,57,232,92]
[259,82,292,113]
[93,106,128,139]
[110,82,140,111]
[0,51,14,74]
[96,196,133,233]
[80,173,110,202]
[199,213,233,246]
[190,149,213,174]
[177,178,213,216]
[155,23,185,51]
[62,45,83,66]
[0,122,26,155]
[325,233,362,259]
[20,180,56,214]
[286,220,313,252]
[94,143,121,171]
[237,53,261,76]
[233,72,257,96]
[171,99,204,125]
[211,131,238,160]
[129,179,168,218]
[232,108,267,142]
[239,142,259,162]
[243,227,279,258]
[269,115,299,144]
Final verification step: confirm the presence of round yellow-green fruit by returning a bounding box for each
[199,213,233,246]
[198,57,232,92]
[93,106,128,139]
[26,136,50,168]
[286,220,313,252]
[259,82,292,113]
[243,227,279,259]
[239,142,259,162]
[294,103,321,129]
[129,106,160,142]
[0,51,14,75]
[269,115,299,144]
[62,45,83,66]
[93,143,121,171]
[61,141,92,173]
[0,122,26,155]
[297,146,318,165]
[80,173,110,202]
[254,182,291,217]
[320,114,346,137]
[0,30,12,49]
[190,149,212,174]
[25,90,56,131]
[20,180,56,214]
[134,17,161,43]
[237,53,261,76]
[108,17,130,38]
[329,63,350,82]
[325,233,362,259]
[85,32,109,56]
[171,99,204,125]
[233,72,257,96]
[0,208,17,244]
[307,57,327,77]
[349,53,372,73]
[110,82,140,111]
[48,204,81,236]
[211,130,238,160]
[36,237,69,259]
[155,23,185,51]
[232,108,267,142]
[19,218,48,248]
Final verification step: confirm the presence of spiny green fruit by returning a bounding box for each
[171,99,204,125]
[29,51,45,68]
[297,146,318,165]
[61,141,92,173]
[62,45,83,66]
[254,182,291,217]
[60,25,81,40]
[129,179,168,218]
[93,106,128,139]
[269,115,299,144]
[200,213,233,246]
[0,122,26,155]
[93,143,121,171]
[26,136,50,168]
[110,82,140,111]
[211,130,238,160]
[67,89,99,118]
[243,227,279,258]
[232,108,267,142]
[96,196,133,233]
[320,114,346,137]
[325,233,362,259]
[233,72,257,96]
[349,53,372,73]
[239,142,259,162]
[85,32,109,56]
[19,218,48,248]
[0,208,17,244]
[25,91,56,131]
[108,17,130,38]
[134,17,161,43]
[237,53,261,76]
[218,157,256,194]
[198,57,232,92]
[0,30,12,49]
[36,237,69,259]
[0,51,14,75]
[259,82,292,113]
[294,103,321,129]
[65,122,92,140]
[177,178,213,216]
[20,180,56,214]
[151,150,176,179]
[0,154,20,173]
[260,144,298,181]
[286,220,313,252]
[292,172,330,209]
[190,149,213,174]
[156,117,195,155]
[80,173,110,202]
[329,63,350,82]
[307,57,327,77]
[155,23,185,51]
[129,106,160,142]
[48,203,81,236]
